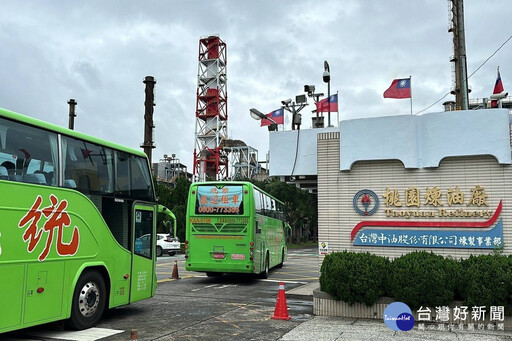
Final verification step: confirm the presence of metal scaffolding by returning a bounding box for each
[225,146,259,180]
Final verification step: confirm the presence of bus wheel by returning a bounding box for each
[260,254,269,279]
[156,246,163,257]
[67,270,107,330]
[277,249,284,268]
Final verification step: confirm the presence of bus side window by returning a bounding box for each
[254,189,262,214]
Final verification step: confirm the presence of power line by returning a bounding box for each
[414,34,512,115]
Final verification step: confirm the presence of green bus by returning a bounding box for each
[0,108,173,333]
[185,181,289,278]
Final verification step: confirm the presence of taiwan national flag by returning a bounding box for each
[316,94,338,112]
[383,78,411,99]
[491,68,504,108]
[261,108,284,127]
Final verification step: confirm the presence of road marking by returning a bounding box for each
[259,279,307,285]
[216,284,237,289]
[23,327,123,341]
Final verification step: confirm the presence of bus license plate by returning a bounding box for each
[213,253,225,259]
[231,254,245,260]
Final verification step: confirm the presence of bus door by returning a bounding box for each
[130,203,155,303]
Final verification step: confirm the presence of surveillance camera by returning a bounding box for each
[281,98,292,105]
[490,91,508,100]
[304,85,315,94]
[323,71,330,83]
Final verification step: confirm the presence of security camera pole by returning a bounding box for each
[304,85,324,128]
[282,96,307,131]
[323,61,331,127]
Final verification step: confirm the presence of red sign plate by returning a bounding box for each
[213,253,225,259]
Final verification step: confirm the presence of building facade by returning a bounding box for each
[270,108,512,259]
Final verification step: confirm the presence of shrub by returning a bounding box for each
[457,254,512,309]
[387,251,459,310]
[320,251,389,306]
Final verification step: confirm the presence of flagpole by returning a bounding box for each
[336,91,339,127]
[409,75,413,115]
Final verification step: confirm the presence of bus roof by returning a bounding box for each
[191,181,285,205]
[0,107,148,158]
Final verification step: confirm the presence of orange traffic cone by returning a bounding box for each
[271,282,291,320]
[170,260,180,280]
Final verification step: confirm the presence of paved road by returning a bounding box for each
[5,248,319,341]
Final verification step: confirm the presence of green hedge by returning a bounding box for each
[387,251,459,310]
[320,251,389,306]
[458,254,512,309]
[320,250,512,311]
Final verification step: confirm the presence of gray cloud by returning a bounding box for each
[0,0,510,170]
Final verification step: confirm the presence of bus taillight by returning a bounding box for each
[249,241,254,261]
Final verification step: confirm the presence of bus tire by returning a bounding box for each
[277,249,285,268]
[260,254,269,279]
[156,246,163,257]
[67,270,107,330]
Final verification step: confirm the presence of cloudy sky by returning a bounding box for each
[1,1,511,171]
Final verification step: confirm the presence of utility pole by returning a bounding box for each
[141,76,156,163]
[449,0,469,110]
[68,99,77,130]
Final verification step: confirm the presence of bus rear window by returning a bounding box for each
[195,185,244,215]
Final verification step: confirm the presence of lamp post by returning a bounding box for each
[250,108,278,131]
[323,61,331,127]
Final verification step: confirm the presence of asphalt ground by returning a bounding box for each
[6,248,512,340]
[4,248,319,341]
[156,247,320,285]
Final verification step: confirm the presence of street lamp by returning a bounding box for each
[250,108,278,131]
[323,60,331,127]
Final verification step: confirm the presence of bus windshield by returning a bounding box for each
[195,184,244,215]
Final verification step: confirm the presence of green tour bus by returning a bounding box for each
[0,107,174,333]
[185,181,289,278]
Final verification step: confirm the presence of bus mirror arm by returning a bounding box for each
[158,205,177,238]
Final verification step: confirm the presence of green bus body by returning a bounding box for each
[185,181,288,277]
[0,108,167,333]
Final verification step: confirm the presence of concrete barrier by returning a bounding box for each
[313,289,512,330]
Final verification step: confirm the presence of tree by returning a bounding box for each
[154,177,191,241]
[251,178,317,243]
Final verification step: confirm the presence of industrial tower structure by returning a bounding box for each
[193,35,228,182]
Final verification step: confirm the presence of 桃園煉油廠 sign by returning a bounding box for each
[351,186,502,249]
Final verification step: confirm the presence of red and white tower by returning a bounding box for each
[193,35,228,182]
